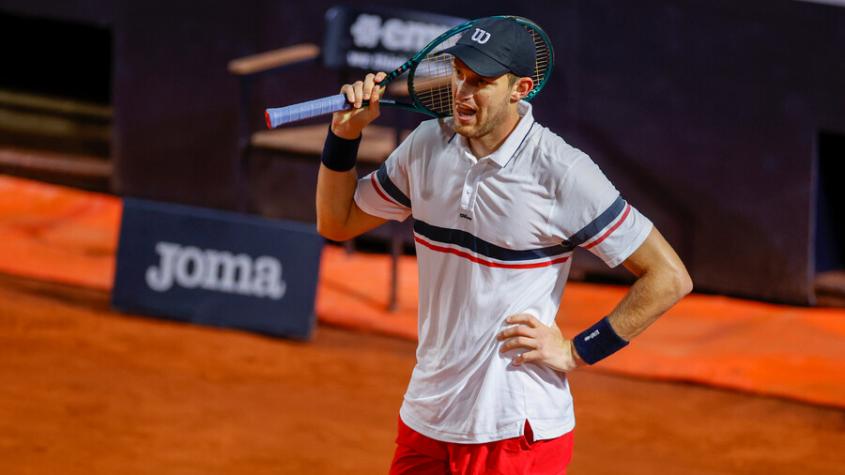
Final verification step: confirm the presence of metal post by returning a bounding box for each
[389,221,401,312]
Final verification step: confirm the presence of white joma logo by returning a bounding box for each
[145,242,287,300]
[583,329,600,341]
[470,28,491,44]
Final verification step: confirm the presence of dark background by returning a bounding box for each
[0,0,843,304]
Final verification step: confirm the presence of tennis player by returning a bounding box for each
[317,17,692,474]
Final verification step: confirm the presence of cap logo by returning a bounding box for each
[470,28,491,44]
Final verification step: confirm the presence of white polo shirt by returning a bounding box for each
[354,102,653,444]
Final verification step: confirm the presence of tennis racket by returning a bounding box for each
[264,15,554,129]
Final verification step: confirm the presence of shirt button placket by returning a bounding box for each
[460,162,483,220]
[460,178,472,215]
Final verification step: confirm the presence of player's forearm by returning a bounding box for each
[606,263,692,341]
[315,165,358,241]
[315,114,365,242]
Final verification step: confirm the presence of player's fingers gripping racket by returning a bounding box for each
[264,15,554,128]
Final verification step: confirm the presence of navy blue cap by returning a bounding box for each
[443,17,535,78]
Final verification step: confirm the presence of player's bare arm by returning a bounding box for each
[316,72,388,242]
[498,226,692,371]
[603,226,693,340]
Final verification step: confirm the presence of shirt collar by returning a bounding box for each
[457,101,535,168]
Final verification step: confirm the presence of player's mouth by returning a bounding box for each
[455,103,477,124]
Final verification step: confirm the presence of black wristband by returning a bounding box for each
[572,317,629,365]
[321,126,361,172]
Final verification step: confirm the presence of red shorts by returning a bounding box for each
[389,417,574,475]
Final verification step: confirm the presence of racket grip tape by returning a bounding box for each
[265,94,352,128]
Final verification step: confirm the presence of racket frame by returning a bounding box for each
[265,15,555,127]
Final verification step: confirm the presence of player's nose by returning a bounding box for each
[453,80,475,101]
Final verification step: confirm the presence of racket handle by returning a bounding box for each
[264,94,351,128]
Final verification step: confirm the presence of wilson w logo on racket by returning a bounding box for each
[264,16,554,128]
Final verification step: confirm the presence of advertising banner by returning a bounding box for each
[112,198,323,339]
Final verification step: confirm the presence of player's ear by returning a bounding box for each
[518,77,534,99]
[510,77,534,102]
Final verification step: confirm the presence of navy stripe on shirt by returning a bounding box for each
[562,195,627,250]
[376,164,411,208]
[413,220,568,262]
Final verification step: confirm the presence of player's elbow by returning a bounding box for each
[316,216,356,242]
[316,221,349,242]
[671,267,694,300]
[649,262,693,304]
[318,227,350,242]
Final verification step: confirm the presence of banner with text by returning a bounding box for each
[112,198,323,339]
[322,5,465,72]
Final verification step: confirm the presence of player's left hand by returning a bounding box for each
[497,314,581,373]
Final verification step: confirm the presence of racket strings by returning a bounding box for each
[413,37,460,116]
[529,29,550,97]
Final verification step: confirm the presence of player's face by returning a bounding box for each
[450,59,515,139]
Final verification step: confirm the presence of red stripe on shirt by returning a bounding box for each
[414,235,571,269]
[371,173,402,207]
[584,203,632,250]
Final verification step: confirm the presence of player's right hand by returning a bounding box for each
[331,72,387,140]
[498,313,582,373]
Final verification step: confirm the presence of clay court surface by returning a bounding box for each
[1,273,844,475]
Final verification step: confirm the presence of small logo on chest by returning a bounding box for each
[459,213,473,221]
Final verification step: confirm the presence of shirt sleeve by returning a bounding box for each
[353,129,414,222]
[551,154,653,268]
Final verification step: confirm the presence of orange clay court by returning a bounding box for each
[1,175,844,474]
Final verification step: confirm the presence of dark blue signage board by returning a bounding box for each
[322,5,465,72]
[112,198,323,339]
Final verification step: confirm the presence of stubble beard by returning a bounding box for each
[451,96,510,140]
